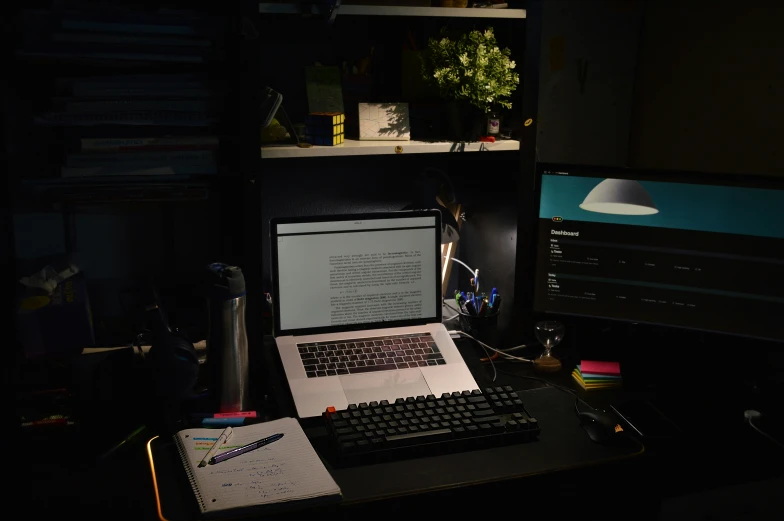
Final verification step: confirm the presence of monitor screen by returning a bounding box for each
[272,213,439,334]
[533,163,784,342]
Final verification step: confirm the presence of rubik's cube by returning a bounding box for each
[305,112,345,146]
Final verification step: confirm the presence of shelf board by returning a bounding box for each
[258,3,525,19]
[261,138,519,159]
[17,175,214,206]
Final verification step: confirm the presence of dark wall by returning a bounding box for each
[260,152,526,346]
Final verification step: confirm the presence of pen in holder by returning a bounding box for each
[454,288,502,347]
[457,307,500,346]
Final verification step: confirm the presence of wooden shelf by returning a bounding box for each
[261,138,519,159]
[258,3,525,19]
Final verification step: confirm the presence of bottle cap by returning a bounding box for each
[206,263,246,300]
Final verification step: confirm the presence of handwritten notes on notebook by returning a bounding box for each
[173,417,341,517]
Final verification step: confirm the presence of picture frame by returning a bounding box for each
[358,102,411,141]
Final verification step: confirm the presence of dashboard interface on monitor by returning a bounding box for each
[533,164,784,342]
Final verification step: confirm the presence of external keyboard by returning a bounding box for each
[322,386,540,464]
[297,333,446,378]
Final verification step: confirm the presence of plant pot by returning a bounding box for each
[442,101,485,142]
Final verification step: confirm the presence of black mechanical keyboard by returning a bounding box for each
[322,386,540,464]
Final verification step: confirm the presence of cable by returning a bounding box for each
[448,326,498,381]
[497,343,537,353]
[744,411,784,450]
[443,256,479,293]
[450,331,534,363]
[479,341,538,362]
[442,300,536,359]
[448,328,535,363]
[442,299,460,322]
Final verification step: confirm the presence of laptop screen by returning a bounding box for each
[272,213,441,335]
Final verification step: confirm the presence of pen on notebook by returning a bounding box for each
[210,433,284,465]
[199,426,233,468]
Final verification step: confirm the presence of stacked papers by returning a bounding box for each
[572,360,622,390]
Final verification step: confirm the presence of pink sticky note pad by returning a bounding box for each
[581,360,621,376]
[214,411,258,418]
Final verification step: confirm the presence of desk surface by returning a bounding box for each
[148,385,643,520]
[146,336,645,521]
[18,333,784,521]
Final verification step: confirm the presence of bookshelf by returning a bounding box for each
[258,3,526,19]
[256,1,542,316]
[261,138,520,158]
[6,0,540,357]
[6,2,250,351]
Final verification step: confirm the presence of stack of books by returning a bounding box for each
[572,360,622,391]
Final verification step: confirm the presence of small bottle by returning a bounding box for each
[487,111,500,135]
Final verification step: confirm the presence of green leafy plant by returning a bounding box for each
[421,27,519,113]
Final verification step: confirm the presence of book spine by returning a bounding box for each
[80,137,218,152]
[36,111,211,126]
[71,87,211,98]
[61,167,177,178]
[67,150,215,166]
[52,33,211,48]
[65,100,210,113]
[62,19,197,36]
[173,434,207,514]
[61,164,215,177]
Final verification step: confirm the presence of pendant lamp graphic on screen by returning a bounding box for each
[579,178,659,215]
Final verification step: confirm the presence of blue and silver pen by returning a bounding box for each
[209,433,284,465]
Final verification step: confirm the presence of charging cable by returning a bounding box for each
[443,256,479,294]
[442,299,460,322]
[448,329,591,417]
[448,329,534,382]
[744,410,784,450]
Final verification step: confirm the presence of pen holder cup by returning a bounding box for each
[457,308,500,347]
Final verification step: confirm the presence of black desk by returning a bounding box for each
[147,336,647,521]
[19,334,784,520]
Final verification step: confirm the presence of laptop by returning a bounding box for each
[269,210,479,418]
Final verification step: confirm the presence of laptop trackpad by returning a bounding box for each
[340,369,431,405]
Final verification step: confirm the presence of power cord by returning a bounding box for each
[744,410,784,450]
[442,299,460,322]
[450,331,534,363]
[448,329,535,383]
[443,256,480,294]
[448,328,592,417]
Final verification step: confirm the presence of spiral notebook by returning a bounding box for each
[173,417,341,518]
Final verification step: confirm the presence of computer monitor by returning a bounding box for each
[532,163,784,343]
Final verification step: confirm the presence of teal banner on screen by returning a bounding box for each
[540,175,784,239]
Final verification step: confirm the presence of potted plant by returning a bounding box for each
[421,27,519,142]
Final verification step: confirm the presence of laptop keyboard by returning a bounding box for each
[297,333,446,378]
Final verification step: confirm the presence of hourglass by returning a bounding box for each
[533,321,564,373]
